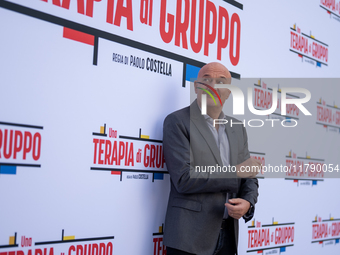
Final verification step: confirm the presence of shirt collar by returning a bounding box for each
[203,111,226,125]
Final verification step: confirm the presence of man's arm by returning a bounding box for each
[163,111,239,194]
[225,124,259,221]
[239,126,259,221]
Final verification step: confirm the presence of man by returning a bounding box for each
[163,62,261,255]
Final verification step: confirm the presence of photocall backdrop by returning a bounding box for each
[0,0,339,255]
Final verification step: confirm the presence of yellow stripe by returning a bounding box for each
[258,80,261,85]
[9,236,15,245]
[330,217,334,220]
[306,156,311,159]
[141,135,149,139]
[159,226,163,233]
[311,35,315,39]
[63,236,75,240]
[293,24,296,30]
[100,126,105,134]
[273,222,278,225]
[252,220,255,226]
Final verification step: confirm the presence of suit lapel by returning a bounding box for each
[190,100,223,166]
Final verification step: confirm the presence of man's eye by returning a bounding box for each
[203,78,210,82]
[217,80,224,84]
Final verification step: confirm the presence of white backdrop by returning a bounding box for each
[1,0,340,254]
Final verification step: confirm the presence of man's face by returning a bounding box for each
[194,63,232,108]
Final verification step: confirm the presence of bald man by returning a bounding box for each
[163,62,260,255]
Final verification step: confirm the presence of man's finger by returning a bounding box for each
[225,203,233,209]
[228,198,241,204]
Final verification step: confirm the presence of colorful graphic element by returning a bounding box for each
[91,124,167,182]
[290,24,328,67]
[320,0,340,20]
[247,217,295,253]
[0,122,43,175]
[285,150,325,185]
[0,1,241,90]
[63,27,94,46]
[253,80,300,121]
[34,229,114,245]
[316,98,340,132]
[0,233,18,249]
[153,224,166,255]
[311,215,340,246]
[196,83,223,106]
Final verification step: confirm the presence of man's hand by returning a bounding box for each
[236,158,262,178]
[225,198,251,219]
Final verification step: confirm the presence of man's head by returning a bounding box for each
[194,62,232,110]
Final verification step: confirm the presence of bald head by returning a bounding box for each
[194,62,232,117]
[197,62,231,80]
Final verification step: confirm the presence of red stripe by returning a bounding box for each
[63,27,94,46]
[111,171,121,175]
[196,82,223,106]
[298,54,303,58]
[257,251,263,253]
[293,180,298,182]
[204,84,223,106]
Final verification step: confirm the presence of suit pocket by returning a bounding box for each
[172,197,202,212]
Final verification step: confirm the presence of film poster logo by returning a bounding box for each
[0,121,43,175]
[91,124,167,181]
[152,224,166,255]
[22,0,244,76]
[0,230,114,255]
[312,215,340,246]
[320,0,340,22]
[290,24,328,67]
[252,80,300,122]
[247,218,295,254]
[316,98,340,133]
[285,150,325,186]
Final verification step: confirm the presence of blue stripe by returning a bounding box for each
[186,64,201,82]
[312,180,317,185]
[280,247,286,252]
[154,173,164,180]
[0,165,17,175]
[316,62,321,67]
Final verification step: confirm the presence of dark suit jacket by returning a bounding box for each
[162,100,258,255]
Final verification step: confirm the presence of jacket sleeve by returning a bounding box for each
[163,112,239,194]
[237,125,259,222]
